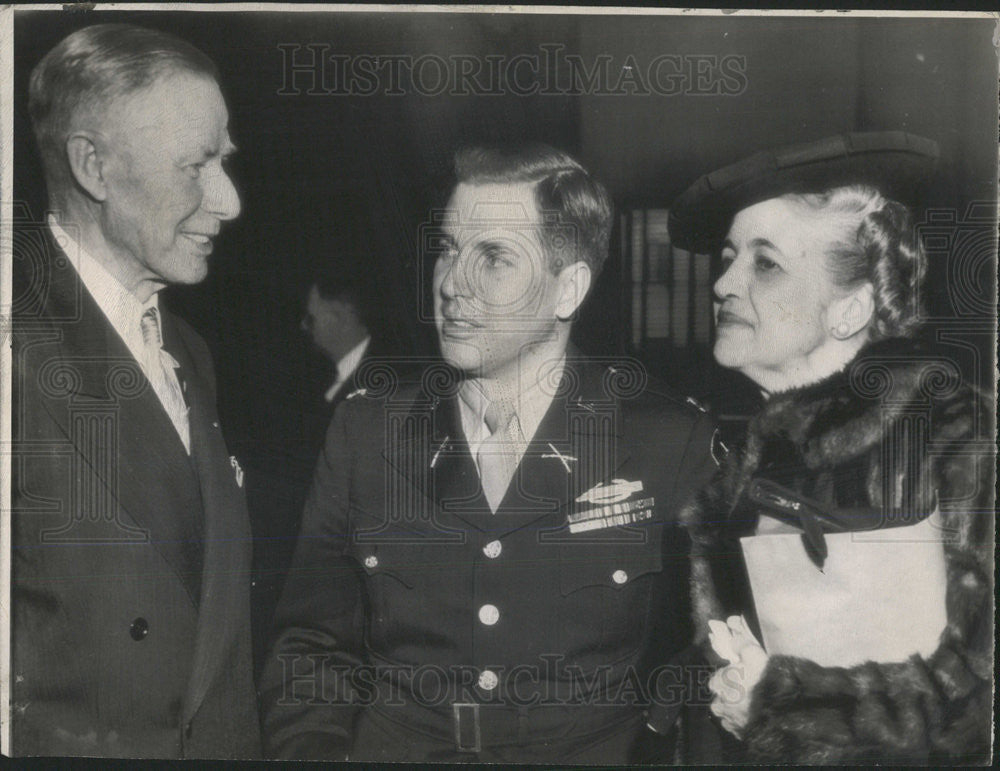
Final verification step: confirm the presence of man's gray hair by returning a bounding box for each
[29,23,219,189]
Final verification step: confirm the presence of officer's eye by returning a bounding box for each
[481,247,513,269]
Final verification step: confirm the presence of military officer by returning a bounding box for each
[259,144,717,763]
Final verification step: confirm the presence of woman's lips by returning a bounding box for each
[716,309,753,328]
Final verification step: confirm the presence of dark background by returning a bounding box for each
[13,9,998,663]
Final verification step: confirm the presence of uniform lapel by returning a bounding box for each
[381,391,493,535]
[378,360,635,540]
[429,396,496,534]
[492,359,632,539]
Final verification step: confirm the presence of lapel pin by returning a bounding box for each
[430,436,449,469]
[229,455,244,488]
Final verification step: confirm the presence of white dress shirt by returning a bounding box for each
[457,355,566,475]
[49,216,191,453]
[324,336,371,403]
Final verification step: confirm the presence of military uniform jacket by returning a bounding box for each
[260,355,716,763]
[11,232,261,758]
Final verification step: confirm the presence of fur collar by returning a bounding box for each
[747,336,956,470]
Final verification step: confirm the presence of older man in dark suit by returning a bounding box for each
[11,24,259,758]
[260,144,718,763]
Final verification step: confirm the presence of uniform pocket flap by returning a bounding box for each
[559,539,664,596]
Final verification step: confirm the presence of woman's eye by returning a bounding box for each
[754,254,779,271]
[186,163,205,178]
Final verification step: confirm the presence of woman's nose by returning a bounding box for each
[714,259,742,300]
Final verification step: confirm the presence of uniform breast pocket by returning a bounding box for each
[557,531,664,661]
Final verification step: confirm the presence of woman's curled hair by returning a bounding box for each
[783,185,927,340]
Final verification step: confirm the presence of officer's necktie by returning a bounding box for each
[140,306,191,453]
[476,400,525,513]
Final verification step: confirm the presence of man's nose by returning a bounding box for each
[436,255,458,299]
[203,166,241,221]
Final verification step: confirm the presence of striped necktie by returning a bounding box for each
[140,306,191,453]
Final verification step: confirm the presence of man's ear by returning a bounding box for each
[554,261,592,321]
[328,298,355,325]
[65,132,109,202]
[826,282,875,339]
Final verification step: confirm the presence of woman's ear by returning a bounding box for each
[554,261,592,321]
[65,132,109,202]
[827,282,874,340]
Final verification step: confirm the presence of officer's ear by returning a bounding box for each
[554,260,591,321]
[65,131,109,202]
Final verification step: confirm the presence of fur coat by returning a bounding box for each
[684,337,994,764]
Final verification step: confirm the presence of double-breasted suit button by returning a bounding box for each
[478,670,499,691]
[129,617,149,641]
[364,555,378,569]
[612,570,628,585]
[483,540,502,559]
[478,604,500,625]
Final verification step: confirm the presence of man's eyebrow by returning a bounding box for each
[194,139,237,161]
[473,239,507,253]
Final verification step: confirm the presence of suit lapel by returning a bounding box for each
[165,314,252,728]
[35,245,203,603]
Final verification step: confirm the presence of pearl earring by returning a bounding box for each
[832,322,851,339]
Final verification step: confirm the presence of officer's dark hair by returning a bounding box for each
[453,143,614,276]
[29,23,219,192]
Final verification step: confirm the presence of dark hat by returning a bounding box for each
[668,131,939,253]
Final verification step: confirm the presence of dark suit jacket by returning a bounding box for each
[11,232,261,758]
[259,355,717,763]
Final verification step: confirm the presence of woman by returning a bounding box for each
[669,133,993,764]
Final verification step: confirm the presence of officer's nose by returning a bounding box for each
[436,253,458,300]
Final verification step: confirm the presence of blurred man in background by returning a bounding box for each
[301,271,379,422]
